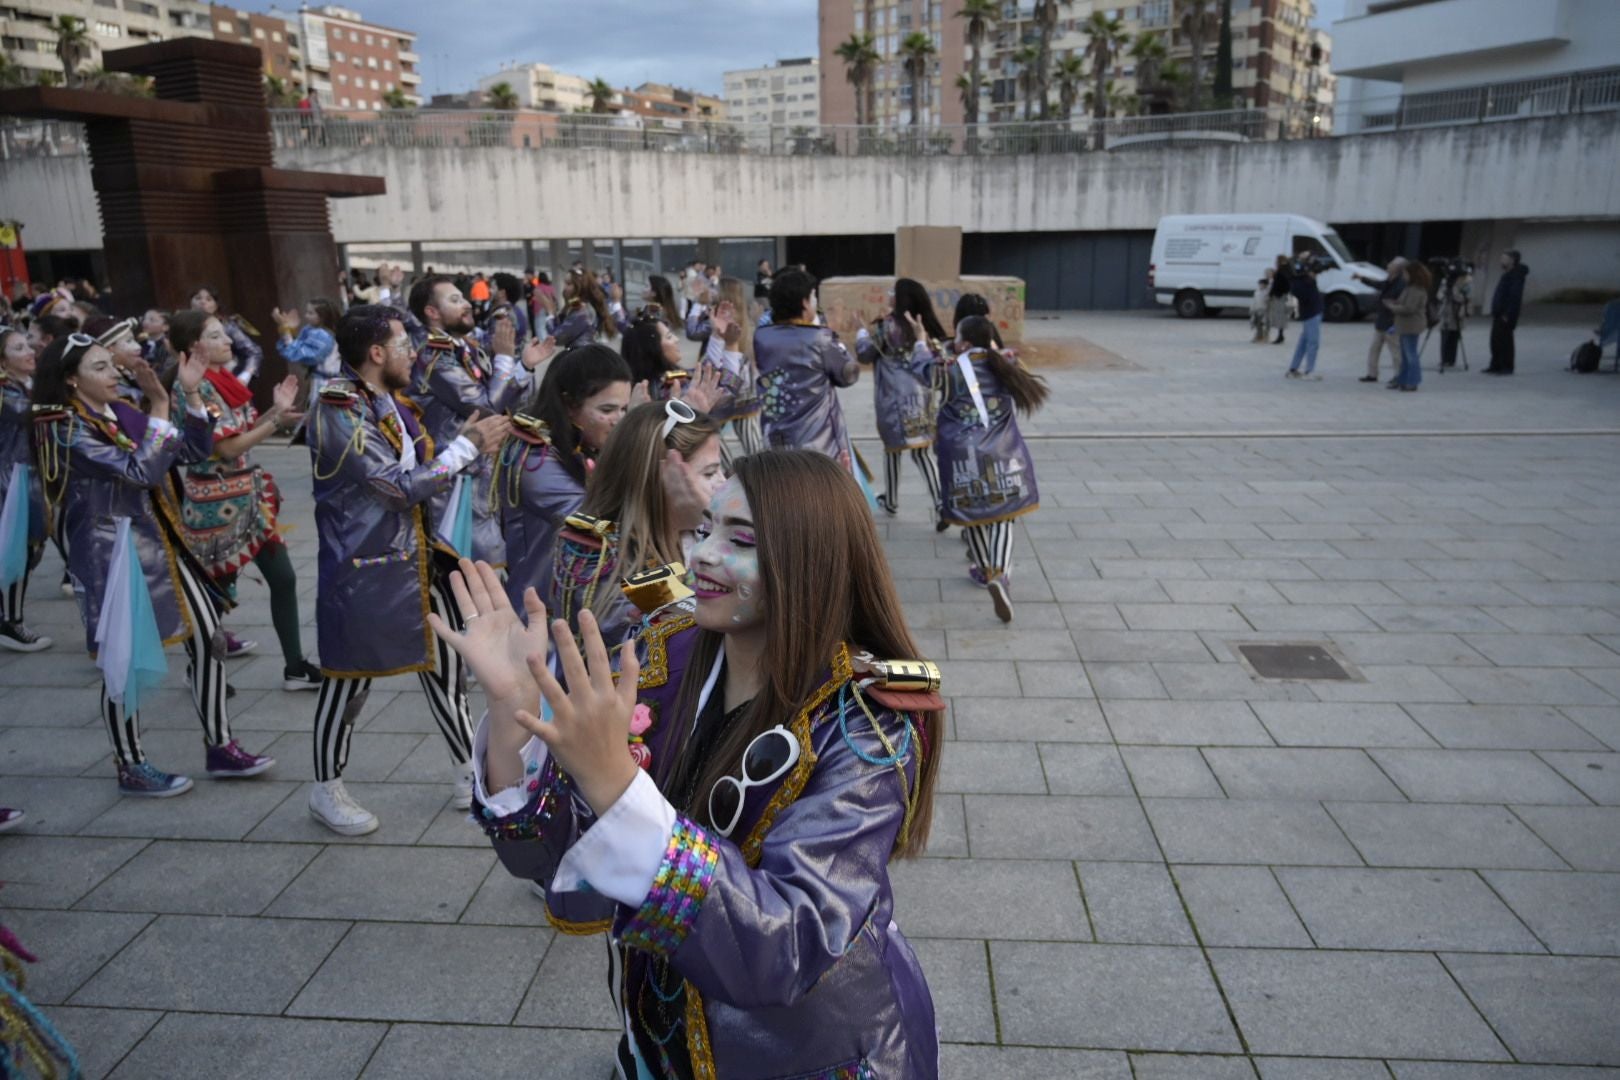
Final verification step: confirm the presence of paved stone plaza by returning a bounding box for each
[2,308,1618,1079]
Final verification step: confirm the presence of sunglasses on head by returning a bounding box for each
[660,398,696,441]
[708,725,801,838]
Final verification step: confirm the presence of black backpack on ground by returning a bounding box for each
[1571,341,1601,374]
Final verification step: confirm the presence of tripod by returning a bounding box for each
[1419,278,1470,374]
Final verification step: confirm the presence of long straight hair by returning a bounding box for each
[955,315,1048,416]
[892,277,947,347]
[670,451,942,858]
[579,400,720,580]
[646,275,680,322]
[525,345,632,486]
[568,271,617,340]
[716,276,755,363]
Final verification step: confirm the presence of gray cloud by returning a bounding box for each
[241,0,818,97]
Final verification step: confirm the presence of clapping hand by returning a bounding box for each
[428,559,551,719]
[131,359,167,405]
[490,316,517,359]
[174,350,208,394]
[271,306,301,335]
[521,335,556,372]
[526,609,641,816]
[679,363,724,413]
[269,374,304,427]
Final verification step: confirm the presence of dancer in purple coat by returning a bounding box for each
[435,450,945,1079]
[754,269,859,472]
[856,277,947,524]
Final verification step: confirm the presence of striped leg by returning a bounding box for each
[910,447,942,518]
[882,452,902,510]
[965,521,1015,579]
[420,568,474,765]
[174,557,230,747]
[312,676,371,781]
[100,682,146,765]
[731,415,764,456]
[2,573,25,623]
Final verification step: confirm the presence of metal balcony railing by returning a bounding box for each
[3,65,1616,162]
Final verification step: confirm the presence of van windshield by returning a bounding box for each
[1323,231,1356,265]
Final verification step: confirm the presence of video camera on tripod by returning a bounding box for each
[1290,254,1334,277]
[1419,257,1474,373]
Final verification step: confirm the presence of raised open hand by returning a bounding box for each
[427,559,551,716]
[679,363,724,413]
[131,358,167,405]
[271,374,301,413]
[490,316,517,358]
[523,609,642,816]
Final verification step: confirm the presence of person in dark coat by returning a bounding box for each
[1485,250,1529,375]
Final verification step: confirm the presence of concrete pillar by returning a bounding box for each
[410,241,424,275]
[521,239,535,273]
[581,238,596,272]
[611,239,624,286]
[651,238,663,276]
[698,238,721,269]
[337,243,350,277]
[548,239,568,285]
[775,235,789,271]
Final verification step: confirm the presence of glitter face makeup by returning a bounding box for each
[689,477,763,634]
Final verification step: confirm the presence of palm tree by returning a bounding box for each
[264,74,300,108]
[898,31,936,128]
[1129,31,1168,113]
[587,78,615,115]
[1081,11,1127,122]
[1031,0,1071,119]
[1011,44,1041,122]
[51,15,92,88]
[955,0,998,127]
[1053,53,1086,122]
[1083,79,1128,119]
[834,32,880,126]
[381,87,411,110]
[485,81,519,111]
[1179,0,1217,112]
[0,51,33,90]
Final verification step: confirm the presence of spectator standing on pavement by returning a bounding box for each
[1485,250,1529,376]
[1285,261,1324,379]
[1357,256,1406,384]
[1266,255,1291,344]
[1438,263,1472,370]
[1387,261,1431,393]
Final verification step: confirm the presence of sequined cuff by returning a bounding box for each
[474,756,571,842]
[616,816,719,957]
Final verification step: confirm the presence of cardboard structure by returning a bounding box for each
[821,226,1026,343]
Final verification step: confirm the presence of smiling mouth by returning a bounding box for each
[691,574,732,598]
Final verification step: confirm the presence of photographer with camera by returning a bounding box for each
[1285,257,1326,380]
[1355,257,1406,384]
[1266,255,1292,345]
[1436,260,1472,370]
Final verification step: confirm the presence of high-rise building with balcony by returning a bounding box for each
[819,0,1332,127]
[208,4,300,91]
[266,4,419,111]
[724,58,821,127]
[0,0,212,85]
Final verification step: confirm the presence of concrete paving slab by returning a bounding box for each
[1327,803,1567,869]
[1120,747,1226,797]
[1402,705,1609,751]
[43,1006,162,1080]
[1079,861,1196,945]
[1509,806,1620,871]
[1251,702,1439,748]
[1370,749,1592,805]
[965,794,1160,861]
[889,859,1088,940]
[265,844,494,922]
[0,909,152,1004]
[1483,870,1620,956]
[512,931,616,1030]
[1441,954,1620,1066]
[0,835,144,908]
[1173,865,1314,947]
[107,1013,386,1080]
[938,1045,1130,1079]
[1146,799,1364,866]
[909,938,999,1045]
[359,1024,618,1080]
[1275,867,1545,952]
[1103,700,1274,746]
[1202,748,1407,801]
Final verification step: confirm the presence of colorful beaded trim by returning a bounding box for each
[475,756,569,841]
[618,816,719,958]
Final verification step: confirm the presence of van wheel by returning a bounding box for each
[1174,290,1205,319]
[1325,292,1357,323]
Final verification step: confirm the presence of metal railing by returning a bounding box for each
[4,65,1617,162]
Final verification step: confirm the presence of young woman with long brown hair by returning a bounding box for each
[698,276,765,457]
[550,269,618,349]
[940,313,1048,624]
[435,450,944,1078]
[857,276,947,524]
[541,399,724,651]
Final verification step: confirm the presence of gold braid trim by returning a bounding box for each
[738,642,854,867]
[635,613,696,691]
[684,982,718,1080]
[544,906,612,937]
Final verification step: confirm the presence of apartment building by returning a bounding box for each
[724,57,820,127]
[476,62,594,113]
[621,82,725,123]
[208,3,298,89]
[819,0,1330,126]
[266,3,419,110]
[0,0,212,83]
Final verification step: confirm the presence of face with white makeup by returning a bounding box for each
[689,477,763,633]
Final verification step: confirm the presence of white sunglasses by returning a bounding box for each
[660,397,697,440]
[708,724,801,838]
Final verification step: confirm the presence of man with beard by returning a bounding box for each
[305,305,511,834]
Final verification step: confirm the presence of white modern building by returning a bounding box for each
[476,62,595,113]
[0,0,212,84]
[723,57,819,127]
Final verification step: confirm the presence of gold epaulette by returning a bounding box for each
[562,511,614,539]
[425,329,455,350]
[318,381,361,407]
[852,651,944,711]
[510,413,551,445]
[31,403,71,424]
[621,563,694,613]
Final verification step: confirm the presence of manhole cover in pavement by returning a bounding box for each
[1236,643,1353,681]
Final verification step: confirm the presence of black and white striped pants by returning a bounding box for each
[730,414,765,457]
[310,566,472,782]
[965,520,1016,580]
[883,447,942,514]
[101,554,230,765]
[1,542,43,624]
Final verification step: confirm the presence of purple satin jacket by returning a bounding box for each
[494,434,585,616]
[856,316,939,452]
[308,374,463,677]
[549,302,600,350]
[44,402,216,653]
[475,612,939,1078]
[0,377,45,546]
[407,332,527,566]
[936,348,1039,527]
[754,322,859,470]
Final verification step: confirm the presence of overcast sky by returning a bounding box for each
[242,0,1348,99]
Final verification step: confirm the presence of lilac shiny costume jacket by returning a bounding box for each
[936,348,1039,527]
[856,317,939,452]
[406,331,528,567]
[308,374,464,678]
[754,322,859,470]
[494,431,585,615]
[0,376,45,547]
[549,302,600,350]
[42,402,216,653]
[474,611,939,1079]
[223,318,262,385]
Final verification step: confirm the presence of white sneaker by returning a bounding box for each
[452,763,475,810]
[308,778,379,836]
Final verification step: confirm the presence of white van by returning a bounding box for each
[1149,213,1386,322]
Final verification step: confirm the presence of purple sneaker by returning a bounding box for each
[968,565,997,589]
[223,632,258,659]
[206,740,276,778]
[117,761,194,798]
